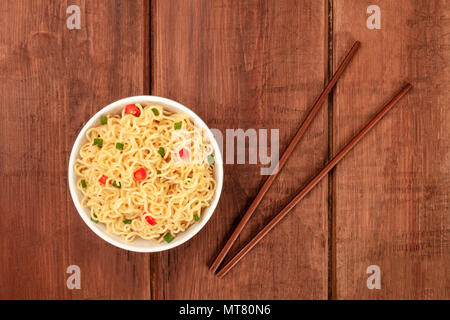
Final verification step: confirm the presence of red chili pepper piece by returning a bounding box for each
[124,104,141,117]
[179,148,189,160]
[145,215,157,226]
[98,174,108,185]
[133,168,147,181]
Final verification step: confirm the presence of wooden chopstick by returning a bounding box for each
[216,83,413,278]
[209,41,361,273]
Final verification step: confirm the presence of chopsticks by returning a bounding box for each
[209,41,361,273]
[216,83,412,278]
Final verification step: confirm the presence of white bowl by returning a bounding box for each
[68,96,223,252]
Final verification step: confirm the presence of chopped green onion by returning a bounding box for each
[158,147,165,158]
[81,179,87,188]
[123,219,132,224]
[151,108,159,116]
[112,181,121,188]
[164,233,174,243]
[91,217,98,223]
[174,122,182,130]
[93,138,103,147]
[207,155,215,164]
[157,170,161,174]
[100,116,107,125]
[116,142,124,150]
[193,214,200,221]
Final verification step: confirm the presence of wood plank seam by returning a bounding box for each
[148,0,159,301]
[326,0,336,301]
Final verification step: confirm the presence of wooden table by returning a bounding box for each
[0,0,448,299]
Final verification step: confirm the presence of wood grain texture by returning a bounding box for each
[152,0,329,299]
[1,0,448,300]
[332,0,449,299]
[0,0,150,299]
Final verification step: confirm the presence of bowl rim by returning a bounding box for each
[68,95,224,252]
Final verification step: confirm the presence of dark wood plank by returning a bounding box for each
[333,0,449,299]
[0,0,150,299]
[152,0,329,299]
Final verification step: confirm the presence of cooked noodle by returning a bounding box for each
[74,103,216,242]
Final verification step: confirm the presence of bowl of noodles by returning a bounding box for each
[68,96,223,252]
